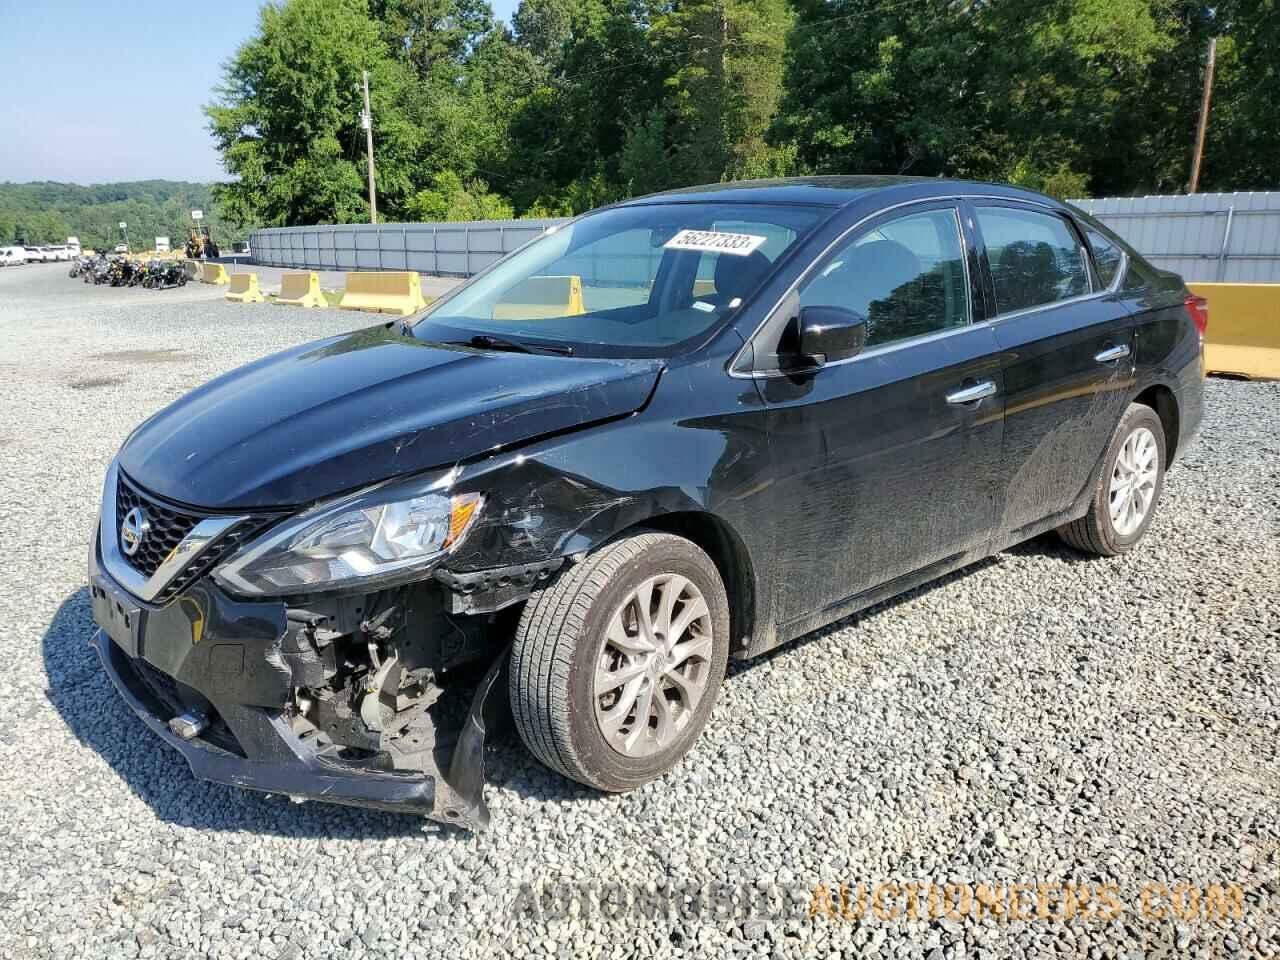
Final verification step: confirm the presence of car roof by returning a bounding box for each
[618,175,1056,209]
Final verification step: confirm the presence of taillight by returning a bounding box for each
[1185,294,1209,338]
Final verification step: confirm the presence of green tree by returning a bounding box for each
[207,0,424,226]
[197,0,1280,230]
[405,170,515,219]
[371,0,498,79]
[776,0,1171,194]
[499,0,661,212]
[513,0,575,66]
[1199,0,1280,190]
[649,0,794,186]
[0,181,237,249]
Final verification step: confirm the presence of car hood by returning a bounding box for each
[118,325,663,510]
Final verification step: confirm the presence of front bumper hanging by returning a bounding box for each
[90,558,508,831]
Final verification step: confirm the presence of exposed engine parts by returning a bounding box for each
[276,583,503,776]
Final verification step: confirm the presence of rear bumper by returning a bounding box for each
[89,548,503,830]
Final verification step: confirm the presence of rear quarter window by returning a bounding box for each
[1082,227,1125,288]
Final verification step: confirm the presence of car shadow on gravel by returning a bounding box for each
[41,587,560,840]
[727,531,1089,674]
[43,533,1086,838]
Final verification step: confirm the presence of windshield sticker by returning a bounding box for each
[663,229,767,257]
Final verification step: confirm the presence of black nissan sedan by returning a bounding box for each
[89,177,1205,828]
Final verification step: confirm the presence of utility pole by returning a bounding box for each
[361,70,378,224]
[1188,36,1216,195]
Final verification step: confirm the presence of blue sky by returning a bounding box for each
[0,0,521,185]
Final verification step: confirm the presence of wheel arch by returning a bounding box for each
[1132,382,1180,465]
[630,510,757,657]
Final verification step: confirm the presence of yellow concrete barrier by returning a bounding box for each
[338,271,429,316]
[225,272,264,304]
[1187,282,1280,380]
[200,262,230,285]
[491,275,586,320]
[276,271,328,309]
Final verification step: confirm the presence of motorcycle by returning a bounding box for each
[138,259,187,289]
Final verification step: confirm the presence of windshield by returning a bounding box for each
[410,202,827,358]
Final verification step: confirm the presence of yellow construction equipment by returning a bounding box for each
[186,225,219,260]
[225,273,264,304]
[200,262,230,285]
[1187,282,1280,380]
[491,275,585,320]
[339,271,430,316]
[276,271,329,309]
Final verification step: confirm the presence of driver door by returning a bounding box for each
[756,202,1006,632]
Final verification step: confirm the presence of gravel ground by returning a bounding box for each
[1,263,1278,960]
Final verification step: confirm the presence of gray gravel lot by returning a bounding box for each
[1,262,1278,960]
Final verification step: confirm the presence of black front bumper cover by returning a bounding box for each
[89,553,504,831]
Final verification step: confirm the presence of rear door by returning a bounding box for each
[971,201,1136,539]
[754,201,1005,630]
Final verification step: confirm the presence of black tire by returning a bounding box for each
[1058,402,1166,556]
[510,531,730,792]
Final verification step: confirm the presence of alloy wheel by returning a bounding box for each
[593,574,713,758]
[1109,426,1159,536]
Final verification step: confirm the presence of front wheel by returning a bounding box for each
[1058,402,1166,556]
[510,531,730,792]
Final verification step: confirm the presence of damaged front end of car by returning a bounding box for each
[89,460,553,831]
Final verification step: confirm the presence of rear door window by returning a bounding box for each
[976,206,1090,314]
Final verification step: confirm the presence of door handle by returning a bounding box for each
[1094,343,1131,363]
[945,380,998,405]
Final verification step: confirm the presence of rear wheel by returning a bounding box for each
[1058,402,1166,556]
[509,531,729,792]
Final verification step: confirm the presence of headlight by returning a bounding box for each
[213,477,483,597]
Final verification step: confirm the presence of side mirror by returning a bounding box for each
[797,305,867,366]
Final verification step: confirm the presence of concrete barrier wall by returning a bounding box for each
[1188,282,1280,379]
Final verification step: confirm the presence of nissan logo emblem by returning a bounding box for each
[120,507,151,557]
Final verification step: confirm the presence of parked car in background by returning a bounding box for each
[66,237,81,256]
[113,243,128,254]
[0,246,27,266]
[24,246,43,262]
[47,244,70,261]
[231,240,251,256]
[88,177,1205,831]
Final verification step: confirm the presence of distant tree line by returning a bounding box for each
[205,0,1279,227]
[0,181,242,249]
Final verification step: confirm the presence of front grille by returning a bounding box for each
[114,471,279,604]
[116,474,203,578]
